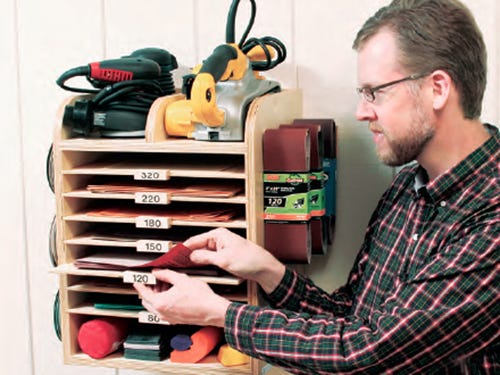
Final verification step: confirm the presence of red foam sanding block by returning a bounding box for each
[77,317,129,359]
[170,326,224,363]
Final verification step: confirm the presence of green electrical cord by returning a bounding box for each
[49,215,58,267]
[53,291,61,341]
[46,144,54,193]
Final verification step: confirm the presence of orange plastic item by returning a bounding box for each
[170,326,224,363]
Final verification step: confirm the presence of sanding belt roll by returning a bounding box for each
[294,119,336,246]
[280,123,328,255]
[263,127,312,263]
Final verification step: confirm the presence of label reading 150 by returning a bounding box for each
[136,216,170,229]
[123,271,156,285]
[133,170,168,181]
[136,240,170,253]
[134,192,169,205]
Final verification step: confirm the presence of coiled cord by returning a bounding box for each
[226,0,286,72]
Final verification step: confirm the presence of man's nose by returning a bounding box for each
[355,99,376,122]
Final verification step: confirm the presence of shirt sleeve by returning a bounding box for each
[223,219,500,374]
[264,267,355,317]
[262,186,386,318]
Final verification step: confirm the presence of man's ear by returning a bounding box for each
[430,69,452,111]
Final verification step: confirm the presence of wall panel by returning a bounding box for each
[0,0,32,374]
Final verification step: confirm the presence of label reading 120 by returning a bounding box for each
[123,271,156,285]
[136,240,170,253]
[133,170,168,181]
[136,216,170,229]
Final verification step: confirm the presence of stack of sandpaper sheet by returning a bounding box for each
[124,324,172,361]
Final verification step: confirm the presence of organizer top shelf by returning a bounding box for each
[57,137,248,154]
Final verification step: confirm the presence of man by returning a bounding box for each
[135,0,499,373]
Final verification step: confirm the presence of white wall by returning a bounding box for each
[1,1,498,374]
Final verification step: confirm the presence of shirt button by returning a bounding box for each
[440,201,447,207]
[412,234,419,241]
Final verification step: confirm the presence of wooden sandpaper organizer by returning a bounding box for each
[263,119,336,263]
[52,90,303,375]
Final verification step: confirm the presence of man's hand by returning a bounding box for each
[134,269,230,327]
[185,228,286,294]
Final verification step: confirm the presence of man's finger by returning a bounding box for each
[183,231,212,250]
[152,268,187,284]
[190,249,220,266]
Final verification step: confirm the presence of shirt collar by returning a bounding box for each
[413,123,499,203]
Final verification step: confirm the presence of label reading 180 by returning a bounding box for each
[134,192,169,205]
[136,240,170,253]
[136,216,170,229]
[133,170,169,181]
[123,271,156,285]
[138,311,170,325]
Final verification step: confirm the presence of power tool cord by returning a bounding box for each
[56,66,98,93]
[226,0,286,71]
[91,79,163,114]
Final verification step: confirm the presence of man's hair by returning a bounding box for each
[352,0,487,119]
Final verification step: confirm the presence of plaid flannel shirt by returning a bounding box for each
[224,124,499,374]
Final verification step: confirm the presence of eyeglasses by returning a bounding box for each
[357,73,428,103]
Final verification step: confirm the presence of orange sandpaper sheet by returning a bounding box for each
[87,180,243,198]
[170,326,224,363]
[85,205,240,222]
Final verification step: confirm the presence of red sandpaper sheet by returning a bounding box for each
[74,243,199,270]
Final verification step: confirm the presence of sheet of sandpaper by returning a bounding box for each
[85,205,241,222]
[87,180,243,198]
[74,243,203,270]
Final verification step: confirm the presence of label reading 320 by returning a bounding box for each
[133,170,168,181]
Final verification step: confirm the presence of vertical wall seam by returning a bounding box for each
[101,0,107,57]
[292,0,298,89]
[13,0,35,373]
[193,0,200,64]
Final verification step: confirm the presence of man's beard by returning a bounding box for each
[378,99,435,166]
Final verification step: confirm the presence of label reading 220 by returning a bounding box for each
[134,192,169,205]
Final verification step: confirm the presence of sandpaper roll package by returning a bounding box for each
[263,127,312,263]
[293,118,337,245]
[77,317,129,359]
[280,123,326,218]
[263,127,311,221]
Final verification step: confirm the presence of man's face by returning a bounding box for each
[355,29,435,166]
